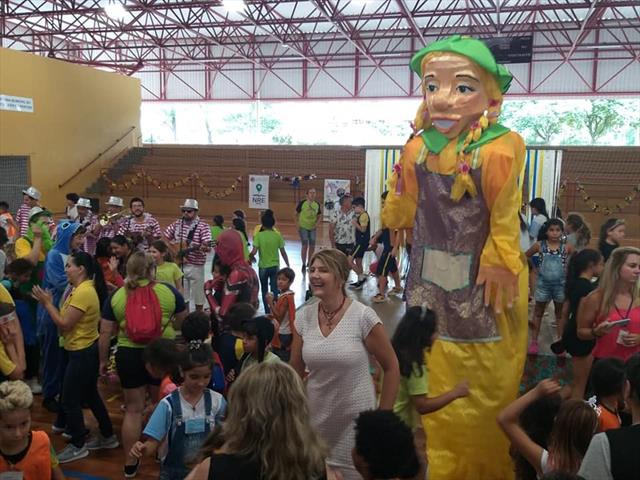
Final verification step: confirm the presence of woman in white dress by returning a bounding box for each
[291,249,400,480]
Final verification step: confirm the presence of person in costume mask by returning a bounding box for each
[382,35,528,480]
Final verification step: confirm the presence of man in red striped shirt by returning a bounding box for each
[117,197,161,250]
[164,199,211,312]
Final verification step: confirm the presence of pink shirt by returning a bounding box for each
[592,305,640,361]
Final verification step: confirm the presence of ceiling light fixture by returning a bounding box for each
[104,0,127,21]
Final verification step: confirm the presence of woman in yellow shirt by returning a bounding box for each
[32,252,117,464]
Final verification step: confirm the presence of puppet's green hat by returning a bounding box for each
[410,35,513,94]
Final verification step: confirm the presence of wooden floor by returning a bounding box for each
[29,222,561,479]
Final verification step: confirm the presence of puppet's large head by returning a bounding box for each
[410,35,512,140]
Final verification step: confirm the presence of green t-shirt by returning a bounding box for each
[210,225,225,242]
[156,262,183,286]
[393,363,429,431]
[296,200,321,231]
[104,280,183,348]
[253,229,284,269]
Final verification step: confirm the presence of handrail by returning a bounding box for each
[58,125,137,188]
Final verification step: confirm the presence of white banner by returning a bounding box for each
[0,94,34,113]
[323,179,351,221]
[248,175,270,209]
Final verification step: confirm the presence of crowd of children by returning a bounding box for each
[0,186,639,480]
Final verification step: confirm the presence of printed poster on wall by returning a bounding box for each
[323,179,351,221]
[248,175,270,209]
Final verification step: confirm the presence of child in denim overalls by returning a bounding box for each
[526,219,574,354]
[130,341,226,479]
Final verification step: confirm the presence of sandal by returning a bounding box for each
[373,294,387,303]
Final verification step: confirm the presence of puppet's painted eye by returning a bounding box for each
[426,83,438,93]
[457,85,475,94]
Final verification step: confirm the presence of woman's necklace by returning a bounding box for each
[319,295,347,329]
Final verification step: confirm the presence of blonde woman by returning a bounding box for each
[98,251,187,478]
[577,246,640,361]
[290,248,400,480]
[186,362,327,480]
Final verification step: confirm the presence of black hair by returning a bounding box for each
[592,357,626,399]
[565,249,601,298]
[232,218,248,242]
[0,227,7,247]
[529,197,550,219]
[352,196,365,208]
[150,239,173,262]
[95,237,112,259]
[213,215,224,227]
[6,258,34,277]
[223,302,256,332]
[538,218,564,242]
[181,341,214,372]
[261,212,276,229]
[627,353,640,405]
[111,234,131,248]
[392,306,437,378]
[513,394,562,480]
[339,194,352,206]
[241,316,274,362]
[182,311,211,343]
[0,201,8,210]
[354,410,420,479]
[129,197,144,208]
[598,218,623,251]
[70,251,108,306]
[72,225,87,240]
[143,338,181,379]
[232,209,245,219]
[277,267,295,284]
[66,193,80,203]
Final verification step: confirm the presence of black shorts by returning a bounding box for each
[115,346,160,389]
[351,242,369,259]
[376,250,398,276]
[562,321,595,358]
[335,243,355,257]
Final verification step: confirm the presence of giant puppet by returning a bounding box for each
[382,36,528,479]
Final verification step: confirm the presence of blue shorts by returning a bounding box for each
[535,279,565,303]
[298,228,316,245]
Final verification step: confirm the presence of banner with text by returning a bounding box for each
[249,175,270,209]
[323,179,351,221]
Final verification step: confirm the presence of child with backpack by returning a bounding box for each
[589,358,625,432]
[130,341,226,480]
[181,311,226,396]
[526,219,574,355]
[265,267,296,361]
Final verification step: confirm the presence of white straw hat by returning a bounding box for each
[22,186,41,200]
[77,198,92,209]
[181,199,199,210]
[106,196,124,207]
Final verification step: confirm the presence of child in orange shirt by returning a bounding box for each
[590,357,626,432]
[265,267,296,361]
[0,380,64,479]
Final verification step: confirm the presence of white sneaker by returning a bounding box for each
[86,434,119,450]
[27,378,42,395]
[57,443,89,464]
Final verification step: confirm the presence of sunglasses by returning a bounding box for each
[182,209,196,213]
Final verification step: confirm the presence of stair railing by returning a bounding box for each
[58,125,137,189]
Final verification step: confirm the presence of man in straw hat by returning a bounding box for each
[164,199,211,312]
[382,35,527,479]
[75,198,99,255]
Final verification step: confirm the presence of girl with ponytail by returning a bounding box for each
[131,340,226,479]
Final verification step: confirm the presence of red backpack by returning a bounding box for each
[125,283,163,344]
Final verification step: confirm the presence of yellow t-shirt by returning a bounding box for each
[156,262,183,286]
[0,284,16,376]
[15,237,45,262]
[60,280,100,351]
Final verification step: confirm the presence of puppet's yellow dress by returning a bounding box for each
[383,127,528,480]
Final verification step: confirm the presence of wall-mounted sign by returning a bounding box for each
[0,94,34,113]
